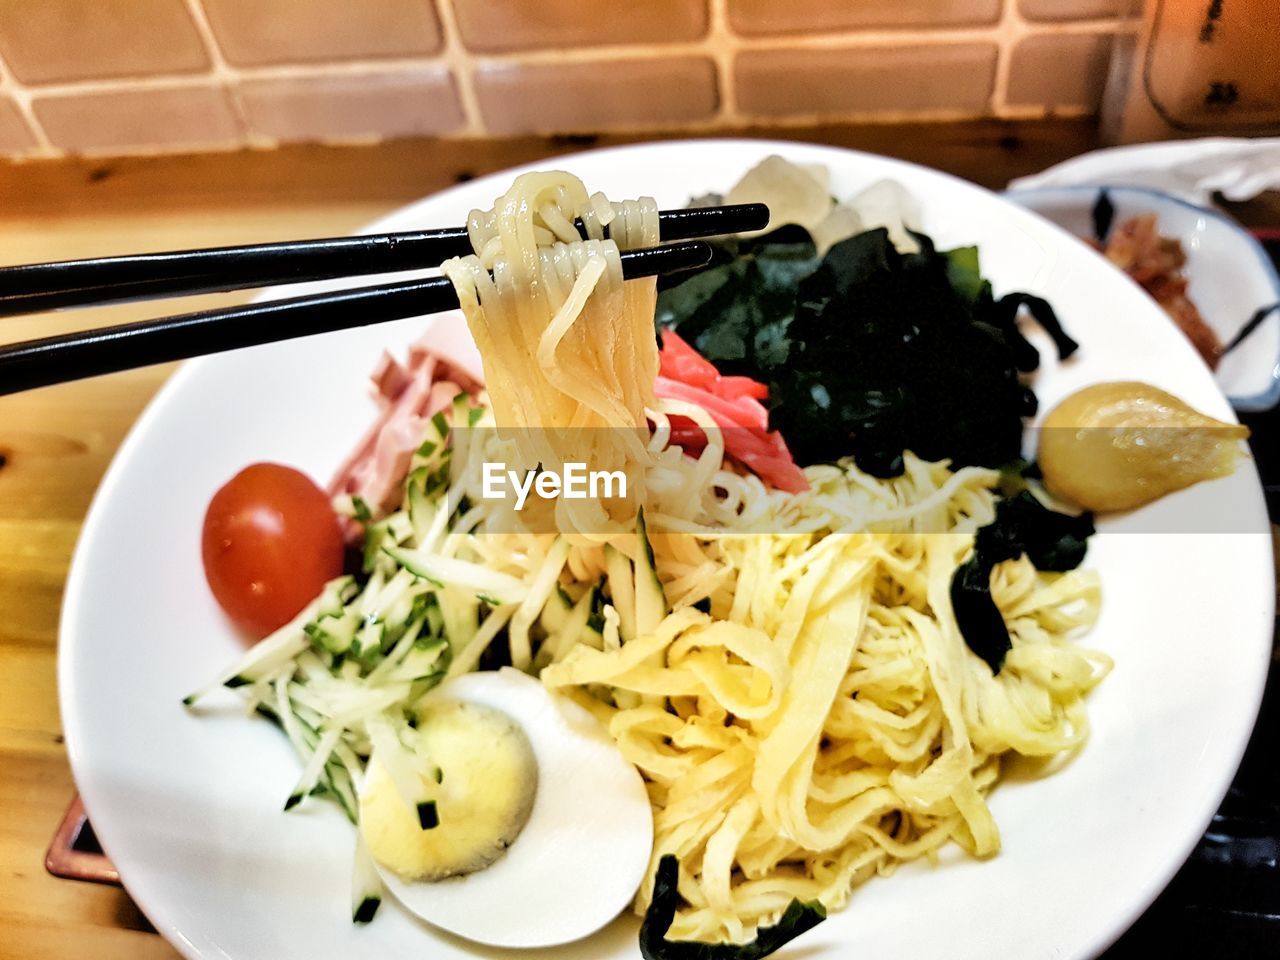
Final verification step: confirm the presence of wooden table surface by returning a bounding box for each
[0,118,1112,958]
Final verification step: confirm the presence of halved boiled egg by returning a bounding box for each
[358,667,653,948]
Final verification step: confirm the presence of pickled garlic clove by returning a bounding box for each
[1037,381,1250,512]
[725,155,832,237]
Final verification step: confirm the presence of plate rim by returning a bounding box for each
[57,137,1276,960]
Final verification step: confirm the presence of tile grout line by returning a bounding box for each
[22,63,453,99]
[6,102,1098,162]
[0,50,58,158]
[706,0,738,124]
[8,17,1133,102]
[182,0,268,149]
[434,0,486,136]
[468,18,1127,66]
[989,0,1025,117]
[0,10,1132,156]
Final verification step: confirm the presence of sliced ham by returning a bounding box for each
[330,335,483,536]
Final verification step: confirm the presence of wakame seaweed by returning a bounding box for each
[656,225,1078,478]
[639,855,826,960]
[950,492,1095,673]
[654,226,821,377]
[657,222,1093,672]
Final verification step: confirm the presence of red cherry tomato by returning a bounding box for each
[202,463,344,638]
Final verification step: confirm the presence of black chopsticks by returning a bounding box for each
[0,203,768,317]
[0,201,770,396]
[0,240,714,396]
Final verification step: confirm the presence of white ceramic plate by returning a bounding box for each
[60,140,1274,960]
[1007,185,1280,411]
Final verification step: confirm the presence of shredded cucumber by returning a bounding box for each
[351,833,383,923]
[185,391,606,925]
[604,544,638,641]
[382,545,527,606]
[634,509,669,636]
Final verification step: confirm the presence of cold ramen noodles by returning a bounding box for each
[191,157,1192,959]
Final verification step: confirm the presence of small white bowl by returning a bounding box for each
[1007,185,1280,411]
